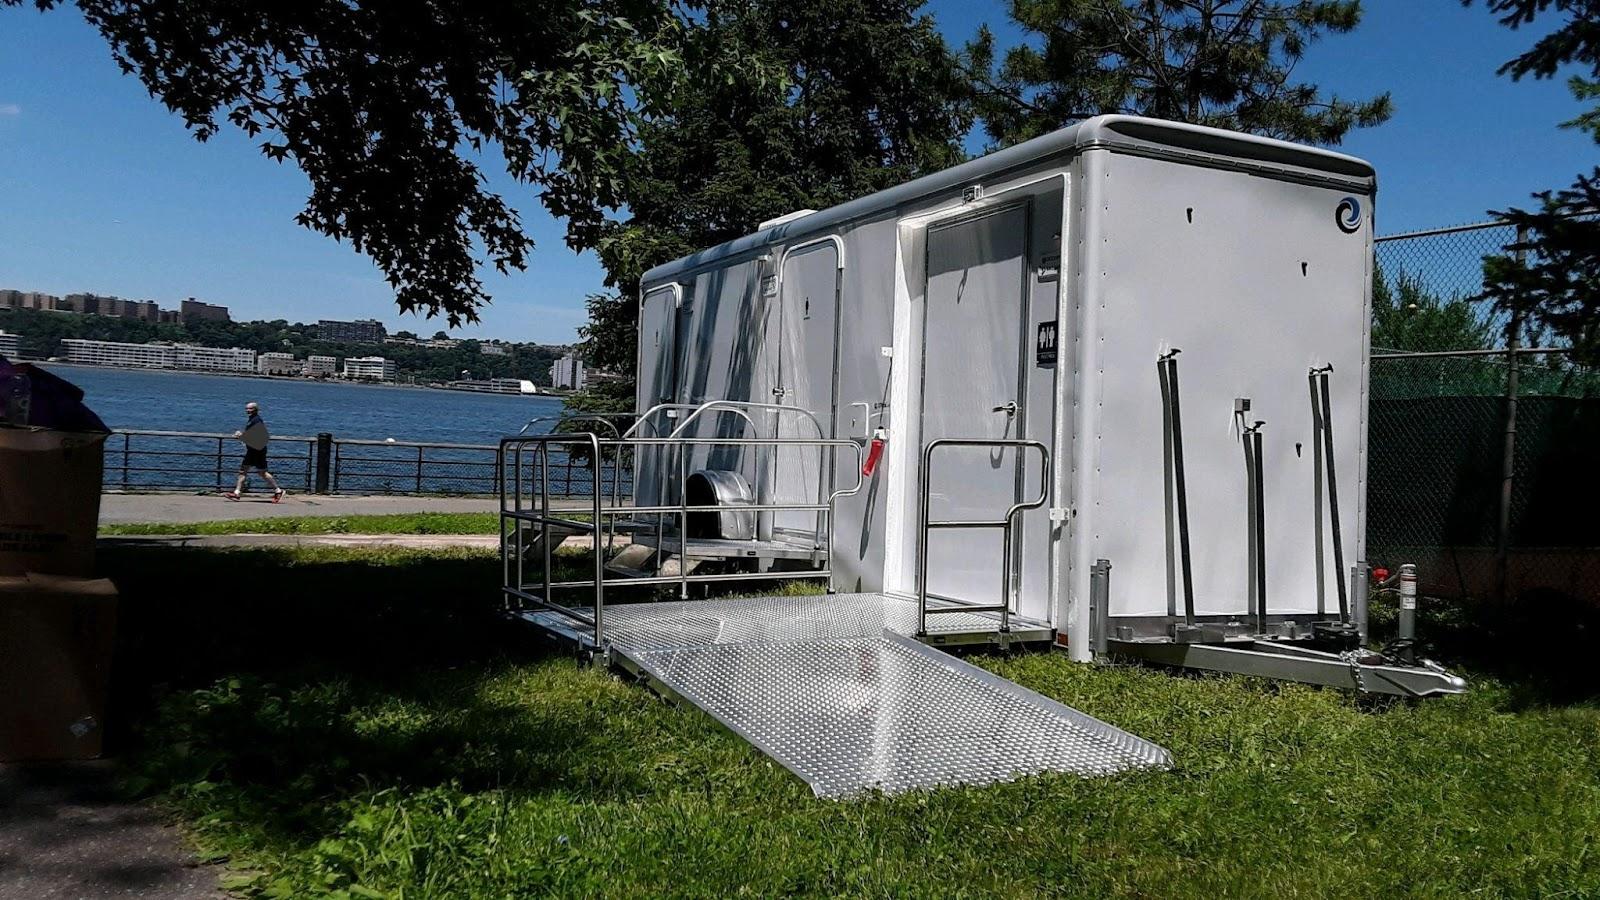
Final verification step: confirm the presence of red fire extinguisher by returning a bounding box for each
[862,427,886,477]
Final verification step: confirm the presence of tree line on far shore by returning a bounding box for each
[0,308,567,386]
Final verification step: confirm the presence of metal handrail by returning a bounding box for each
[517,411,629,437]
[500,432,607,646]
[916,438,1051,636]
[103,428,632,497]
[498,431,866,650]
[622,402,761,439]
[665,400,825,441]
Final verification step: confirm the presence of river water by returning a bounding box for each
[37,364,568,443]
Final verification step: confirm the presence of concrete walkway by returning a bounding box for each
[0,762,223,899]
[100,492,498,526]
[100,533,500,550]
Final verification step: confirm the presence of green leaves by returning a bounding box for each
[4,0,687,327]
[1469,0,1600,361]
[575,0,973,383]
[969,0,1393,148]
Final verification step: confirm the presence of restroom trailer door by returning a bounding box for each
[918,203,1032,607]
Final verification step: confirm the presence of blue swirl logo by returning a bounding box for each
[1335,196,1362,234]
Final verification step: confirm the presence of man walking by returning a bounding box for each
[226,401,284,502]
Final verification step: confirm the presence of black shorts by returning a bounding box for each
[240,447,269,471]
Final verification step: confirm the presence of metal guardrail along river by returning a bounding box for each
[104,429,633,497]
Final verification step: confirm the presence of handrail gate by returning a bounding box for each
[499,427,864,650]
[917,438,1051,635]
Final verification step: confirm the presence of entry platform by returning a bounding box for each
[513,592,1171,797]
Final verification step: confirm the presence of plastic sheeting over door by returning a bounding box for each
[771,243,840,539]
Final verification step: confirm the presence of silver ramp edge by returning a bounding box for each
[623,630,1171,797]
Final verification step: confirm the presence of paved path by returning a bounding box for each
[0,763,223,899]
[100,492,498,525]
[100,533,500,550]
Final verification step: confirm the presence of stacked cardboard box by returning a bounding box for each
[1,361,116,760]
[0,573,117,760]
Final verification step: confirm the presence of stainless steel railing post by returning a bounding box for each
[678,444,690,600]
[588,432,605,649]
[540,443,552,613]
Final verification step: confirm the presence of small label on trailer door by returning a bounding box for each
[1036,320,1059,367]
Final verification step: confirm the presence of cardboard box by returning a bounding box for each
[0,573,119,761]
[0,428,107,577]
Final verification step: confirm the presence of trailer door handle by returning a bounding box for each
[991,401,1017,416]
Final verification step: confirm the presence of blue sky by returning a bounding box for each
[1,1,1593,344]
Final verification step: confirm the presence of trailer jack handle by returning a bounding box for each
[1309,365,1349,622]
[1157,350,1197,626]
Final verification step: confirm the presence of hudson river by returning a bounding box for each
[38,364,568,443]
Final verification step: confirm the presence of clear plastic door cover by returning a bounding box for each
[772,243,840,540]
[635,285,678,514]
[919,204,1030,605]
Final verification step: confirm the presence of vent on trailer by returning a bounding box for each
[758,209,818,230]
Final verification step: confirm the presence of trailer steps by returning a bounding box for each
[515,592,1170,797]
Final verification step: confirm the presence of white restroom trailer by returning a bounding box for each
[635,115,1383,666]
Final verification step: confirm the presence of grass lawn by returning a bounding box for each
[102,545,1600,898]
[101,512,501,536]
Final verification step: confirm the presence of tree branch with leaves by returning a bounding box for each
[967,0,1392,147]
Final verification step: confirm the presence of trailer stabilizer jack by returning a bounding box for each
[1107,637,1468,698]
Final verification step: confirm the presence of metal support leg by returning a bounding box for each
[1351,563,1369,646]
[1158,351,1196,626]
[1397,562,1417,664]
[1312,367,1348,622]
[1090,559,1111,661]
[1250,424,1266,628]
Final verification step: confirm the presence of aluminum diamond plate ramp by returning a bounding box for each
[622,629,1171,797]
[515,591,1058,650]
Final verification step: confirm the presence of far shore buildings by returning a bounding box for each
[550,354,586,391]
[342,355,396,382]
[2,288,229,324]
[257,351,301,376]
[319,318,387,344]
[181,298,231,323]
[60,338,255,373]
[305,355,339,378]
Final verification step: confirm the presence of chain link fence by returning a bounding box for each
[1368,219,1600,608]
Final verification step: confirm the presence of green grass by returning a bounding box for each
[102,545,1600,898]
[101,512,500,536]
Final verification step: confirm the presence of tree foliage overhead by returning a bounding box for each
[1469,0,1600,362]
[577,0,973,375]
[5,0,684,327]
[969,0,1392,147]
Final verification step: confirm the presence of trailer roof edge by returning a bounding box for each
[640,115,1376,286]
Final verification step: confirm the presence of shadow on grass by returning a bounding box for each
[104,546,529,704]
[1369,585,1600,706]
[100,547,761,822]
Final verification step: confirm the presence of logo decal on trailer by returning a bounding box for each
[1335,197,1363,234]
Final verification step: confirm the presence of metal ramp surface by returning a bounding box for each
[518,593,1171,797]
